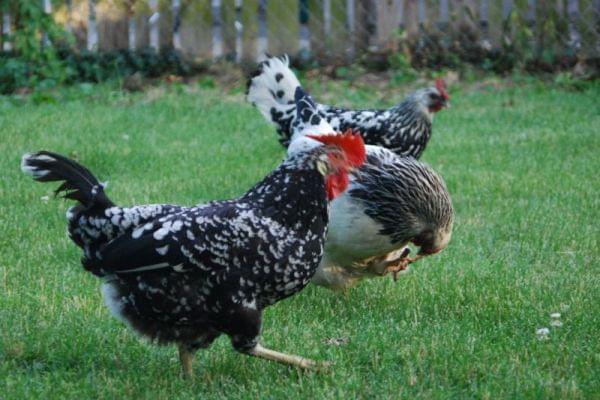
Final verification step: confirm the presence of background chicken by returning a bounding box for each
[20,134,365,377]
[247,55,449,158]
[262,84,454,290]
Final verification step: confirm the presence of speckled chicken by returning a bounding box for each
[247,64,454,290]
[21,134,365,377]
[247,55,449,158]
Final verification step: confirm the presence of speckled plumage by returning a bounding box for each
[247,55,448,158]
[248,63,454,290]
[316,100,432,158]
[21,146,343,362]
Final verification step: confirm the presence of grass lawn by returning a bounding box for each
[0,78,598,399]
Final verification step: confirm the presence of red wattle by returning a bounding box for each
[326,171,349,200]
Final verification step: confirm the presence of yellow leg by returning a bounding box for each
[249,343,330,370]
[178,344,195,379]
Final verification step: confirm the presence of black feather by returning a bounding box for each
[22,151,114,209]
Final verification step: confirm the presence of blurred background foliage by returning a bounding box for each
[1,0,598,95]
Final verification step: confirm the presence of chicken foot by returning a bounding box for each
[384,253,425,281]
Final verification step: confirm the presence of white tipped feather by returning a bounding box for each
[21,153,51,178]
[247,55,301,123]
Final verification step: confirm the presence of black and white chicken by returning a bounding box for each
[247,60,454,290]
[21,133,365,377]
[247,55,449,158]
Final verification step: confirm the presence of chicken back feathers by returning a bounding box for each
[247,55,449,158]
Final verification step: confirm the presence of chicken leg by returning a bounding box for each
[178,344,196,379]
[384,254,425,281]
[249,344,329,370]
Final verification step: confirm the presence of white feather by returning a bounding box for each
[246,55,300,124]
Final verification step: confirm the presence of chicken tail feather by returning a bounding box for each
[246,54,300,145]
[21,151,115,209]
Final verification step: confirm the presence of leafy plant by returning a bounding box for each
[1,1,74,92]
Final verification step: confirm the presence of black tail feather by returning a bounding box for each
[294,86,319,124]
[21,151,115,209]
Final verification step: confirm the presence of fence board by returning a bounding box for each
[417,0,425,27]
[149,0,159,51]
[567,0,581,49]
[20,0,596,65]
[502,0,512,20]
[173,0,182,50]
[87,0,98,50]
[323,0,332,37]
[346,0,356,58]
[439,0,449,27]
[2,7,11,51]
[234,0,243,62]
[396,0,405,29]
[299,0,310,57]
[126,1,136,51]
[212,0,223,59]
[257,0,267,60]
[43,0,52,47]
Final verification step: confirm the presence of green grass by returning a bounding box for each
[1,80,599,399]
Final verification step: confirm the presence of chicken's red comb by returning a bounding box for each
[306,130,366,168]
[435,78,449,100]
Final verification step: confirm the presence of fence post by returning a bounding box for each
[211,0,223,60]
[148,0,159,51]
[439,0,449,30]
[173,0,181,51]
[346,0,355,58]
[127,1,136,51]
[234,0,243,63]
[359,0,376,50]
[66,0,73,33]
[502,0,512,41]
[256,0,268,61]
[42,0,52,47]
[87,0,98,51]
[567,0,581,51]
[396,0,405,30]
[417,0,425,30]
[527,0,538,55]
[2,3,11,51]
[527,0,536,26]
[479,0,489,32]
[502,0,512,21]
[595,1,600,54]
[299,0,310,60]
[323,0,331,37]
[479,0,491,50]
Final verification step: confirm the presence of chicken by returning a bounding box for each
[247,55,449,158]
[248,66,454,290]
[20,134,365,377]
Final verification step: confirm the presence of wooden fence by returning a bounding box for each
[2,1,599,62]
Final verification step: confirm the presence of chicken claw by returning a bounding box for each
[383,249,424,281]
[384,258,412,281]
